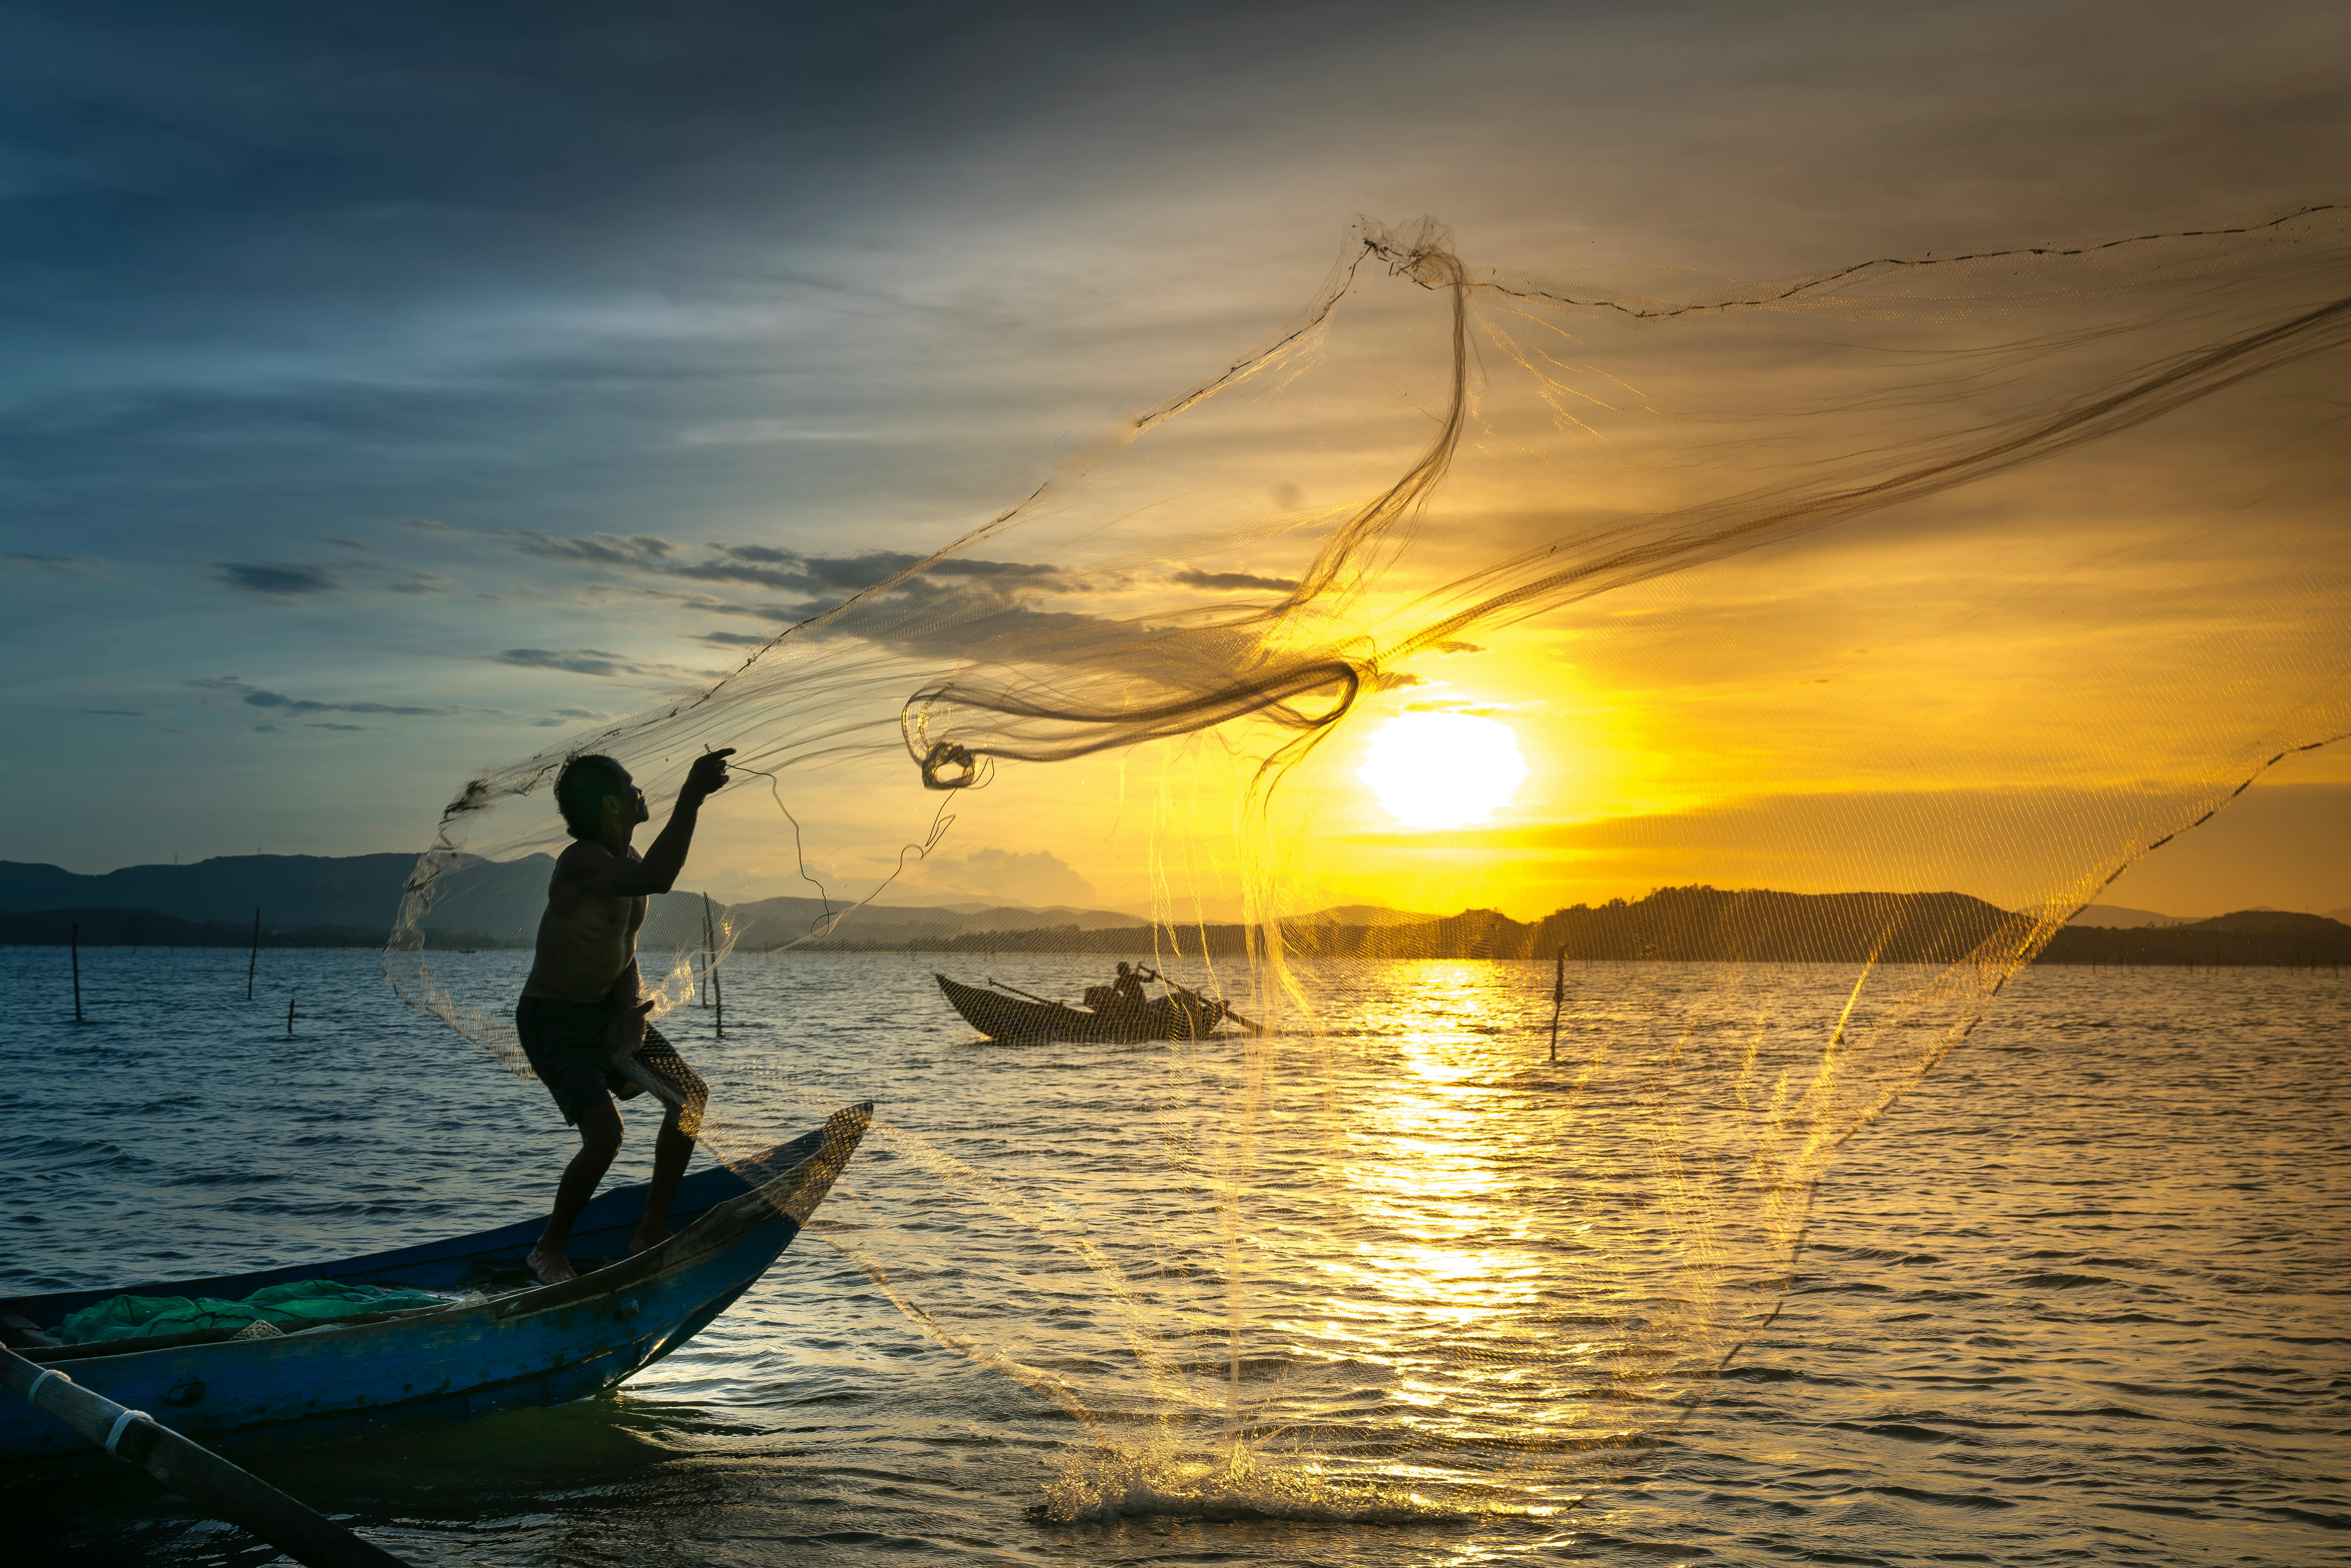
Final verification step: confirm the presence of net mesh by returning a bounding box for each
[384,207,2350,1519]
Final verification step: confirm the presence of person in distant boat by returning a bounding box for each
[1109,961,1151,1014]
[516,748,732,1286]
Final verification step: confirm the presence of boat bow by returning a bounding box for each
[495,1101,871,1321]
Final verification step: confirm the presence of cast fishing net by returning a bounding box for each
[385,207,2350,1520]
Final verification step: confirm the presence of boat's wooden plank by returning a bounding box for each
[2,1343,414,1565]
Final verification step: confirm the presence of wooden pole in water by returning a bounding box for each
[704,892,725,1037]
[698,896,712,1009]
[286,994,296,1036]
[1548,945,1566,1064]
[71,923,87,1025]
[0,1345,415,1567]
[247,908,260,1000]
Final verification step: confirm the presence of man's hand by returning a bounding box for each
[682,748,735,802]
[610,997,655,1065]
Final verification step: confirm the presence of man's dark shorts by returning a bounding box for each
[514,997,707,1136]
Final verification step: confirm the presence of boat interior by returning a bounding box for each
[0,1126,821,1359]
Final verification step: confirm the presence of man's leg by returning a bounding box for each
[528,1096,624,1285]
[632,1110,694,1253]
[631,1044,707,1253]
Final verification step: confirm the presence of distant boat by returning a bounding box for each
[0,1104,870,1468]
[935,972,1227,1043]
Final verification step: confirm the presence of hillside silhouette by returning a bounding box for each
[3,858,2342,967]
[825,887,2351,968]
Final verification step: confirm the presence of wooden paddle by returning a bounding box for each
[1143,968,1265,1036]
[1,1343,413,1567]
[986,976,1066,1007]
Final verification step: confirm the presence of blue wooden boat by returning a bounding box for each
[0,1103,871,1469]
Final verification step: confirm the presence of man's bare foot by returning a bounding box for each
[628,1225,672,1256]
[526,1243,577,1285]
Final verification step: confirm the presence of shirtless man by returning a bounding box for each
[515,748,732,1285]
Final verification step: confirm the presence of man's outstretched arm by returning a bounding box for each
[571,750,734,898]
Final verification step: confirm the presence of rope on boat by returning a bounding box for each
[103,1406,151,1455]
[25,1366,68,1407]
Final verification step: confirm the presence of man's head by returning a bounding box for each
[554,754,647,840]
[1116,962,1133,977]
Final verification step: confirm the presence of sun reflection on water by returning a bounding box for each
[825,955,1954,1524]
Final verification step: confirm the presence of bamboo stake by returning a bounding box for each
[698,896,713,1009]
[246,908,260,1000]
[1548,945,1567,1064]
[0,1345,414,1567]
[703,892,725,1037]
[71,923,87,1025]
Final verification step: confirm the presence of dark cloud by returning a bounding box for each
[5,552,105,577]
[82,708,151,717]
[1433,640,1485,655]
[662,558,815,592]
[631,589,806,624]
[304,721,365,731]
[213,561,341,597]
[528,707,627,727]
[686,554,1220,680]
[766,548,1064,588]
[212,556,449,598]
[441,522,1076,604]
[875,553,1066,585]
[1173,566,1300,592]
[859,592,1155,669]
[510,533,678,570]
[637,539,1074,599]
[188,676,447,716]
[491,648,645,677]
[697,631,772,646]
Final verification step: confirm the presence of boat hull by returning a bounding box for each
[935,973,1226,1043]
[0,1105,869,1468]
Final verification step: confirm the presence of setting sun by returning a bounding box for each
[1358,712,1530,830]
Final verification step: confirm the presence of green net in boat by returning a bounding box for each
[58,1280,450,1344]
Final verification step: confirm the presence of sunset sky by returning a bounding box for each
[3,0,2345,921]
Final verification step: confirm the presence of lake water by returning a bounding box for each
[4,946,2346,1566]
